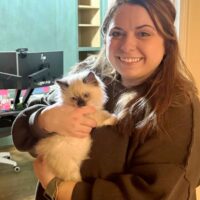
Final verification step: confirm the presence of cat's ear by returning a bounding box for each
[83,71,98,86]
[56,79,69,90]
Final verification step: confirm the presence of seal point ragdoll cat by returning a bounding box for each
[35,70,117,181]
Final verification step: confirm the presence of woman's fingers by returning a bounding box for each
[38,103,97,137]
[78,105,96,115]
[80,117,96,127]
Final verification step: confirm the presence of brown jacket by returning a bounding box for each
[12,81,200,200]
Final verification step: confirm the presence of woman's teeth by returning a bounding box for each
[120,57,142,63]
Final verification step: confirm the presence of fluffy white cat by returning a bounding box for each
[35,71,117,181]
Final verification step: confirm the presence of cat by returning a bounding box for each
[35,70,117,181]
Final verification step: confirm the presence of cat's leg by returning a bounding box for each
[63,161,82,181]
[98,110,118,126]
[69,170,82,182]
[102,114,117,125]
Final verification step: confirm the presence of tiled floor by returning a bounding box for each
[0,146,37,200]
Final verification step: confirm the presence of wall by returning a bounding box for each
[0,0,78,147]
[179,0,200,91]
[179,0,200,198]
[0,0,77,74]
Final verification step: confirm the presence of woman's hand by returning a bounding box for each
[37,103,97,138]
[33,156,55,189]
[33,157,77,200]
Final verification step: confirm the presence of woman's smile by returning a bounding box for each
[106,4,165,87]
[119,56,144,64]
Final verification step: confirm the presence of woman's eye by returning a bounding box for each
[137,31,151,38]
[109,31,123,38]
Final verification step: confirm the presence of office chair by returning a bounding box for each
[0,152,20,172]
[0,126,20,172]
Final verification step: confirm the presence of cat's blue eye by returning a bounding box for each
[71,97,77,101]
[83,93,89,98]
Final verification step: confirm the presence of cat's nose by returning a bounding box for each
[77,99,86,107]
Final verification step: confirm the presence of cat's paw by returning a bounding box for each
[103,114,118,126]
[63,171,82,182]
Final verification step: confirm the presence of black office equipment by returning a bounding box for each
[17,50,63,106]
[0,52,17,75]
[0,50,63,89]
[0,52,22,89]
[0,50,63,107]
[18,50,63,89]
[0,49,64,171]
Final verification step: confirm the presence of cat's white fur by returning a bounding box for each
[35,71,117,181]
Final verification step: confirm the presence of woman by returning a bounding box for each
[12,0,200,199]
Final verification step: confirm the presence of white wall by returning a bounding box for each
[179,0,200,92]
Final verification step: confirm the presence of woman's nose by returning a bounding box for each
[120,34,137,53]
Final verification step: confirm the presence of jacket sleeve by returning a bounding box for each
[71,97,200,200]
[12,89,58,152]
[11,104,48,152]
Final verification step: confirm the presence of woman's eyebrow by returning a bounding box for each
[135,24,156,30]
[110,26,124,31]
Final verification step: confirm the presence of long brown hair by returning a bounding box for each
[72,0,197,142]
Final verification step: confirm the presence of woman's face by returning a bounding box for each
[105,4,165,87]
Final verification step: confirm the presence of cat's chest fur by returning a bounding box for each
[36,133,92,181]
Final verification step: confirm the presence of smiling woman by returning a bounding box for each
[11,0,200,200]
[105,4,165,87]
